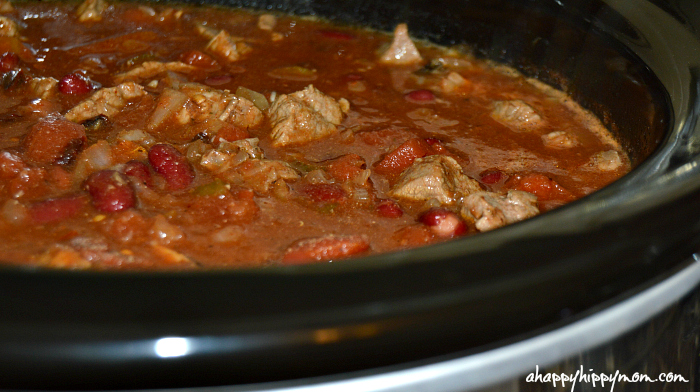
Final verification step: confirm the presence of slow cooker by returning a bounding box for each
[1,0,699,390]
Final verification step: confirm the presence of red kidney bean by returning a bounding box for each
[123,160,152,187]
[376,199,403,218]
[480,169,507,184]
[30,195,87,224]
[0,52,19,73]
[204,74,232,86]
[344,73,363,81]
[419,208,466,238]
[405,89,435,103]
[148,144,195,190]
[84,170,136,213]
[58,73,92,95]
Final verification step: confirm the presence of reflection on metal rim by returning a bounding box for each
[238,257,700,392]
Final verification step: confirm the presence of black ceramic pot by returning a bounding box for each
[1,0,699,390]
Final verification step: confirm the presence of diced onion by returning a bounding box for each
[116,129,156,147]
[72,140,113,182]
[148,88,189,130]
[186,140,210,164]
[267,66,317,82]
[235,86,269,111]
[305,169,331,184]
[352,188,370,203]
[211,225,244,243]
[150,215,184,244]
[1,199,26,225]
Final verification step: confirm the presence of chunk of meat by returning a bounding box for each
[379,23,422,65]
[23,115,87,165]
[114,61,198,84]
[268,85,344,146]
[590,150,623,171]
[440,72,470,93]
[175,82,263,129]
[76,0,107,22]
[65,82,147,123]
[230,159,300,194]
[258,14,276,31]
[0,1,14,12]
[542,130,578,149]
[205,29,251,62]
[281,234,370,265]
[200,138,263,172]
[491,99,543,130]
[200,138,299,194]
[461,190,539,232]
[0,15,19,37]
[28,77,58,99]
[388,155,481,205]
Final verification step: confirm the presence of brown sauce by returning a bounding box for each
[0,1,630,269]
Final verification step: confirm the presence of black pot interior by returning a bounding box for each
[1,0,699,390]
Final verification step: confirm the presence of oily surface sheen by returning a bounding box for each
[0,0,629,269]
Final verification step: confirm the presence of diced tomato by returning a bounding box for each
[325,154,365,183]
[29,195,87,224]
[0,52,19,73]
[0,151,25,179]
[212,124,250,145]
[374,138,433,175]
[22,115,87,165]
[111,140,148,164]
[8,167,47,200]
[424,138,452,156]
[319,30,355,40]
[376,199,403,218]
[48,166,73,190]
[179,50,220,71]
[392,225,434,248]
[480,169,507,185]
[100,210,150,244]
[58,73,93,95]
[187,189,259,224]
[506,173,576,202]
[148,144,194,190]
[301,183,347,203]
[282,234,369,265]
[84,170,136,213]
